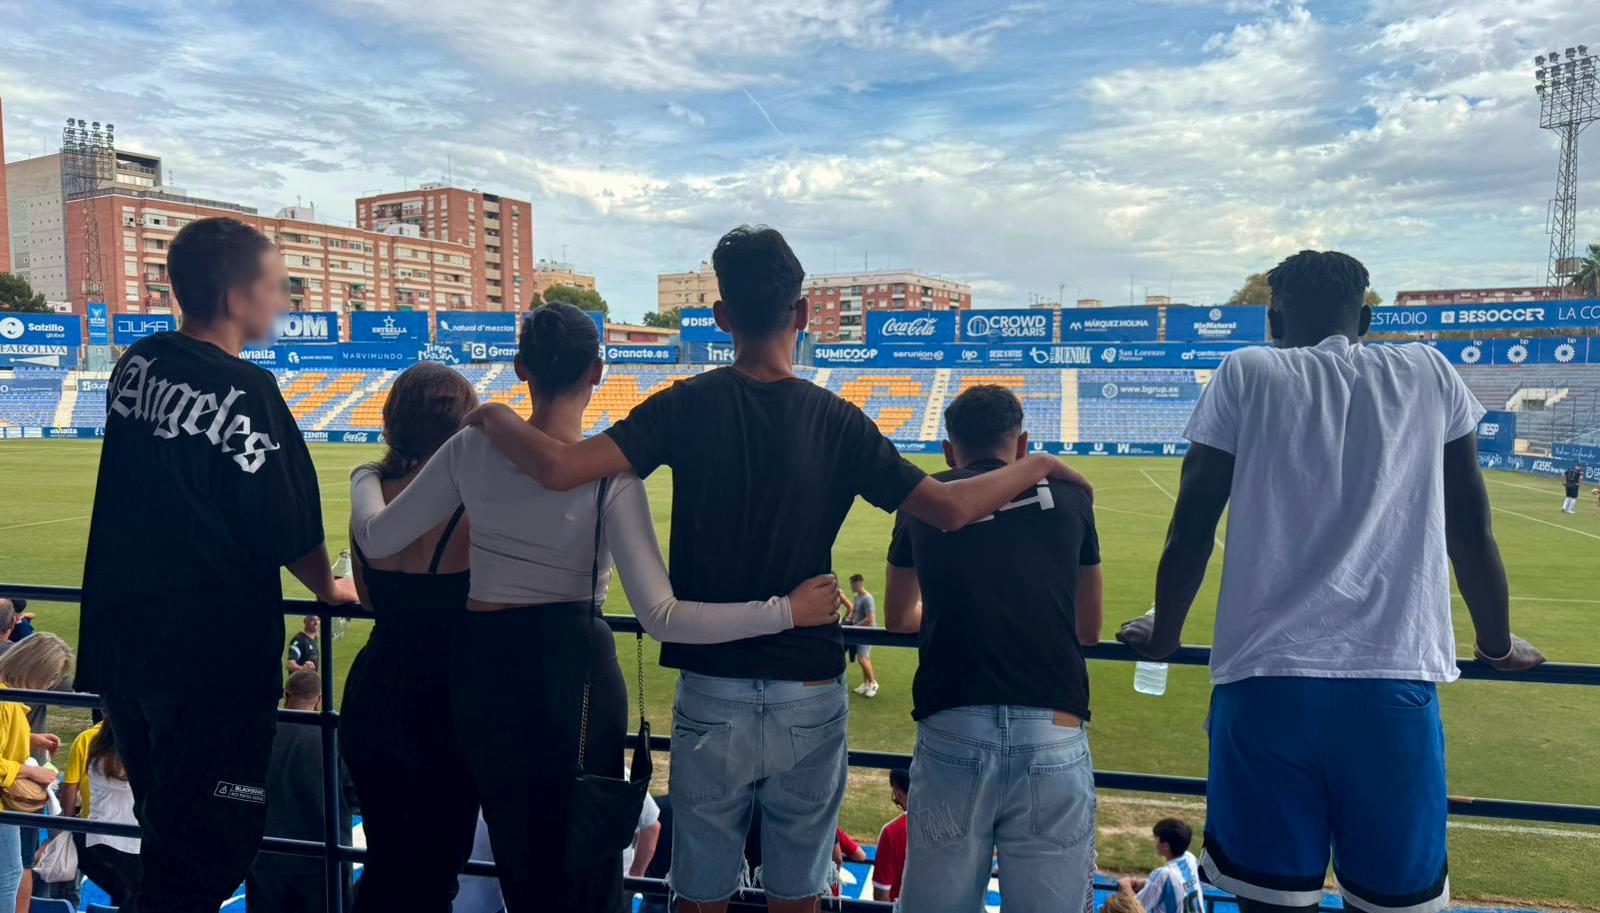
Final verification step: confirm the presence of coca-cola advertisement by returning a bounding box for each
[866,310,956,347]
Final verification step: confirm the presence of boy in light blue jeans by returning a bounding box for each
[883,385,1104,913]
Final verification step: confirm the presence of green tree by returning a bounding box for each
[1364,289,1383,307]
[1570,243,1600,297]
[539,284,609,319]
[1226,272,1271,306]
[0,273,50,312]
[643,306,680,329]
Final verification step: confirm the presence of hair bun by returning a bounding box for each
[518,303,599,393]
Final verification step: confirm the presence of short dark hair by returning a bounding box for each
[1266,250,1369,319]
[518,302,600,393]
[167,217,275,325]
[889,768,911,793]
[1153,818,1192,856]
[944,384,1024,453]
[285,670,321,702]
[712,226,804,339]
[849,574,864,584]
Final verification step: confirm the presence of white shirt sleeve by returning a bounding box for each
[349,433,465,559]
[1431,347,1486,441]
[603,474,794,643]
[636,792,660,830]
[1183,353,1243,454]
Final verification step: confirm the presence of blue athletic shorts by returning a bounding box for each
[1201,677,1448,913]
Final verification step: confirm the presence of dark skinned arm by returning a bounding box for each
[1117,443,1234,659]
[1442,432,1545,671]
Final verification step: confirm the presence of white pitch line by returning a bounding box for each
[1452,593,1600,605]
[1139,468,1224,550]
[0,514,90,533]
[1486,477,1560,496]
[1492,506,1600,542]
[1095,504,1175,522]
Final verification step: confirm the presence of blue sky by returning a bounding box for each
[3,0,1597,320]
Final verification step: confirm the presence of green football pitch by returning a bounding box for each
[1,440,1597,908]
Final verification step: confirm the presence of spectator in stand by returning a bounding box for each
[247,671,355,913]
[626,791,663,881]
[0,635,71,910]
[465,228,1086,913]
[0,603,17,651]
[350,302,845,913]
[884,384,1103,913]
[871,769,910,904]
[339,362,479,913]
[77,216,356,913]
[285,616,320,673]
[0,600,35,646]
[637,794,675,913]
[843,575,879,697]
[1118,819,1203,913]
[69,716,141,906]
[830,827,866,897]
[1119,250,1546,913]
[1103,894,1148,913]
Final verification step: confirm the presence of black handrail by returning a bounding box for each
[2,582,1597,913]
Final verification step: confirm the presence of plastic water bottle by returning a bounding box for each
[330,549,353,640]
[1133,608,1168,696]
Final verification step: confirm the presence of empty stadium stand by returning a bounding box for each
[0,377,65,427]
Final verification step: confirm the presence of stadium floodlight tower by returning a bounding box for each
[1535,46,1600,288]
[61,118,116,308]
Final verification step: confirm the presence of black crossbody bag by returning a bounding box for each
[563,476,654,873]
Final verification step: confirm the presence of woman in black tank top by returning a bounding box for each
[338,365,479,913]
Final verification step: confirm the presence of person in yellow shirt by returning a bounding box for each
[0,634,73,910]
[61,722,102,820]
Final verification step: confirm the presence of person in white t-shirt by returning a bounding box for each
[1117,250,1545,913]
[1118,818,1202,913]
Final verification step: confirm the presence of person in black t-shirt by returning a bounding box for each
[247,671,356,913]
[286,615,320,673]
[1562,463,1584,514]
[465,226,1089,911]
[78,216,356,913]
[883,385,1103,913]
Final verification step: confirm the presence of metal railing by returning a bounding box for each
[1,583,1597,913]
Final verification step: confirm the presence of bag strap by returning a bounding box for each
[576,477,611,774]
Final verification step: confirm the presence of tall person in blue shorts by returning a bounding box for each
[465,225,1090,912]
[1118,250,1546,913]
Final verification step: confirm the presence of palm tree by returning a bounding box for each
[1570,243,1600,297]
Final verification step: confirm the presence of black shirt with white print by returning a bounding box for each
[605,366,926,681]
[288,631,319,670]
[79,332,323,703]
[888,459,1099,722]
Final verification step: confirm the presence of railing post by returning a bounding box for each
[318,610,345,913]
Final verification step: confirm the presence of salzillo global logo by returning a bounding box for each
[880,316,939,338]
[0,318,22,340]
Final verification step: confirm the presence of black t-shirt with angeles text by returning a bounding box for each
[605,366,926,681]
[78,333,323,704]
[888,459,1100,721]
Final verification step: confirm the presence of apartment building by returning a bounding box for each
[6,144,162,303]
[66,188,476,320]
[534,259,597,297]
[657,262,721,313]
[0,98,10,273]
[1394,286,1568,306]
[356,183,534,311]
[802,269,973,343]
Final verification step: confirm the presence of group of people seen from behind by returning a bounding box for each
[67,215,1548,913]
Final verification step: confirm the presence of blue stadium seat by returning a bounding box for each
[29,899,76,913]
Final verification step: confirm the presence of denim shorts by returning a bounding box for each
[667,671,849,903]
[897,706,1097,913]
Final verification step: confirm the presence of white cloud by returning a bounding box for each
[666,102,706,127]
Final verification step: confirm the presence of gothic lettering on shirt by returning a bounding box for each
[108,354,282,474]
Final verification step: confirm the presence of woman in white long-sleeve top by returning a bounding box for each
[349,302,843,913]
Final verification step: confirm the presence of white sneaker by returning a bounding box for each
[853,683,870,695]
[864,683,880,698]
